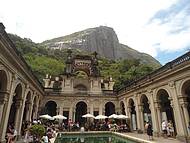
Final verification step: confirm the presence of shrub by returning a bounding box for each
[29,124,45,142]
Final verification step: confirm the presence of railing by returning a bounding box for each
[117,51,190,94]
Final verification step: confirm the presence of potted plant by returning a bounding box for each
[29,124,45,143]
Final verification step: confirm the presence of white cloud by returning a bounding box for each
[1,0,189,58]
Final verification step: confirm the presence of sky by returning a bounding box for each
[0,0,190,65]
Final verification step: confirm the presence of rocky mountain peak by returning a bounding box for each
[41,26,161,68]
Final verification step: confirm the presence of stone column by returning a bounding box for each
[0,102,4,123]
[155,102,162,134]
[148,90,159,136]
[27,102,33,122]
[73,109,76,122]
[34,100,39,119]
[0,92,8,141]
[32,105,37,120]
[0,92,8,124]
[69,107,73,121]
[90,104,93,115]
[181,103,190,135]
[59,106,63,115]
[102,108,105,115]
[14,99,24,137]
[90,104,94,122]
[168,82,188,140]
[138,105,145,132]
[123,100,128,116]
[56,107,59,115]
[24,102,30,121]
[99,102,103,115]
[134,94,142,132]
[127,107,132,130]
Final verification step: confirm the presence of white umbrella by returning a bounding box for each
[39,114,54,120]
[82,113,95,118]
[108,114,119,119]
[117,114,129,119]
[53,115,67,120]
[95,115,108,119]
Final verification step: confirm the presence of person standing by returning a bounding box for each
[147,122,153,140]
[162,120,167,138]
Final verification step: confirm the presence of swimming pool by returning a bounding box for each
[55,132,148,143]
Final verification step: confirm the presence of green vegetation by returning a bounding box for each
[9,34,156,90]
[99,58,153,90]
[29,124,45,142]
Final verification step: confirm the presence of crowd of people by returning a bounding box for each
[5,119,130,143]
[7,118,188,142]
[61,119,130,132]
[6,120,57,143]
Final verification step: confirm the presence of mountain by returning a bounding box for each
[42,26,161,68]
[8,33,159,90]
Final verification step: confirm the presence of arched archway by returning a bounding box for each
[45,101,57,116]
[157,89,176,135]
[75,101,87,126]
[140,95,151,123]
[181,80,190,134]
[128,99,137,130]
[8,83,23,125]
[105,102,115,116]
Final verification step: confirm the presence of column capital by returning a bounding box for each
[0,93,8,104]
[127,107,131,113]
[180,102,188,108]
[15,99,23,108]
[154,102,161,109]
[147,89,153,94]
[138,105,143,112]
[170,100,174,108]
[168,81,176,89]
[168,96,173,101]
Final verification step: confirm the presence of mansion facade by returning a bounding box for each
[0,23,190,143]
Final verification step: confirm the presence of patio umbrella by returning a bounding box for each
[82,113,95,118]
[108,114,119,119]
[39,114,54,120]
[95,115,108,120]
[117,114,129,119]
[53,115,67,120]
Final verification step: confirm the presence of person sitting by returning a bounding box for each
[167,120,174,137]
[41,132,49,143]
[6,124,15,143]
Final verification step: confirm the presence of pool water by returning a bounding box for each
[55,133,136,143]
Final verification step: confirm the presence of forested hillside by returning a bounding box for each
[8,34,159,90]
